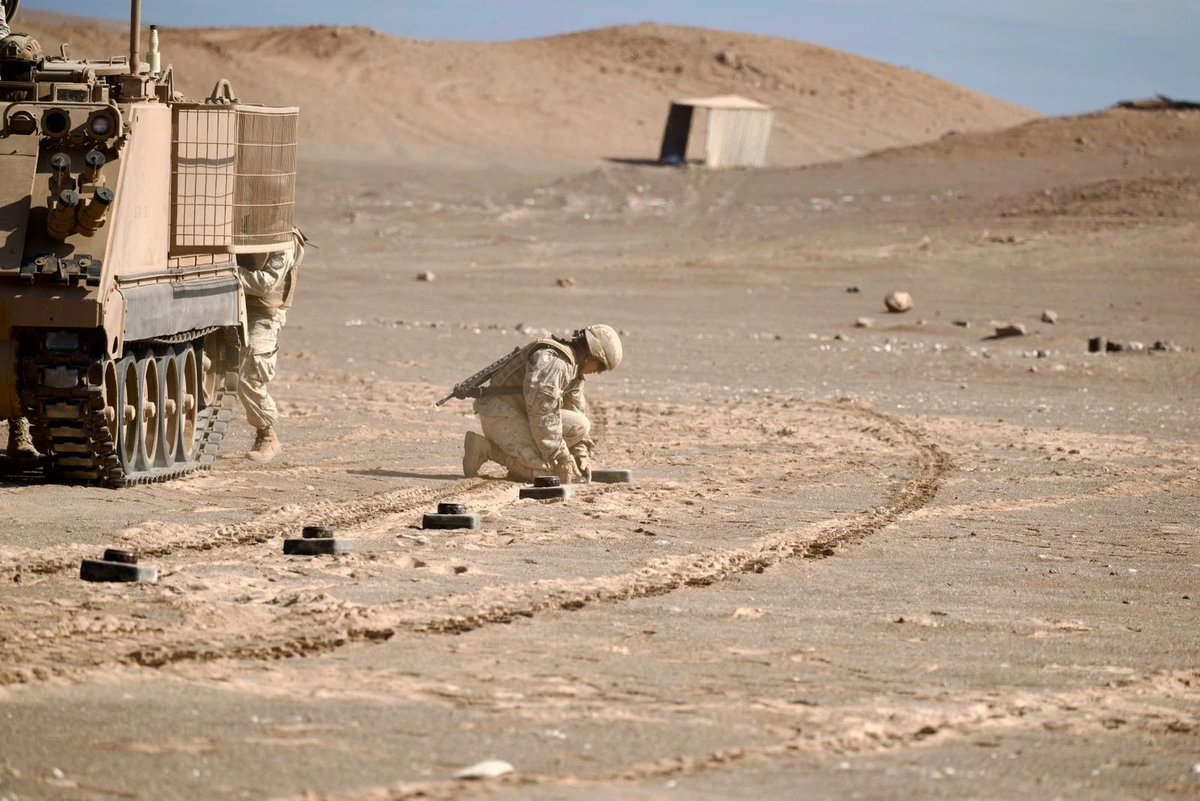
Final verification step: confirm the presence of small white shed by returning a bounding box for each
[658,95,774,168]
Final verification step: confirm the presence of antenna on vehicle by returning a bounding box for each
[128,0,141,76]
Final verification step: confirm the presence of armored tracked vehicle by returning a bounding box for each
[0,0,298,485]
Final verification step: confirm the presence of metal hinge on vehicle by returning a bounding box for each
[19,254,102,287]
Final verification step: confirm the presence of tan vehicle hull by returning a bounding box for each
[0,0,297,485]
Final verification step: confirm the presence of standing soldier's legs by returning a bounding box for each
[238,315,283,462]
[472,397,551,482]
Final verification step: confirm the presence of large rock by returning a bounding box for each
[884,291,913,313]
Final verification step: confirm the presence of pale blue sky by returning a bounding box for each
[27,1,1200,114]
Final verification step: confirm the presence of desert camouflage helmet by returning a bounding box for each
[583,324,622,372]
[0,33,42,63]
[0,32,42,63]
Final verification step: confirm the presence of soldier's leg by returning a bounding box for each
[238,316,283,461]
[6,416,39,459]
[462,431,492,477]
[561,409,594,474]
[476,398,549,482]
[560,409,592,449]
[238,316,280,430]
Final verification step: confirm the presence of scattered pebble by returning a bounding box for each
[854,317,873,328]
[416,271,435,282]
[951,319,970,328]
[846,286,860,293]
[556,277,576,287]
[884,291,913,313]
[1041,309,1058,324]
[454,760,514,780]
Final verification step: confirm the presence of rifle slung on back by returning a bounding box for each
[435,345,523,406]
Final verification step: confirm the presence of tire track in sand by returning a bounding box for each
[270,670,1198,801]
[1,400,950,685]
[0,479,492,582]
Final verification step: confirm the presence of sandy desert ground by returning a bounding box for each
[0,13,1198,801]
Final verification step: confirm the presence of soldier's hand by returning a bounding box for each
[553,452,580,482]
[574,452,591,482]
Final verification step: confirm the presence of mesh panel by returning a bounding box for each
[233,110,297,249]
[172,106,236,250]
[171,105,297,253]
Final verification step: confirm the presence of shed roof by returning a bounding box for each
[671,94,771,111]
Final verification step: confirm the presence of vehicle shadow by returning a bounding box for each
[0,458,48,487]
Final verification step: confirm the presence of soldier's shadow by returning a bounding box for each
[349,469,467,480]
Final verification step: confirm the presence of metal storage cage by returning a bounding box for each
[171,104,298,254]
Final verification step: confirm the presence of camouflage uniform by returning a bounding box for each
[237,231,305,460]
[0,5,9,38]
[469,338,594,482]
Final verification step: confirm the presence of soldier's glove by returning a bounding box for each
[574,451,591,482]
[552,450,580,483]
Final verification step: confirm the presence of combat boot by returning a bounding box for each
[462,431,492,477]
[247,426,281,463]
[6,417,40,459]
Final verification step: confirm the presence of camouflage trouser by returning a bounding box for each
[474,396,591,482]
[238,313,284,431]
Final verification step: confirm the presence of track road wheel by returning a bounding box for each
[101,358,119,445]
[117,355,138,472]
[138,354,161,469]
[158,350,182,467]
[180,344,199,460]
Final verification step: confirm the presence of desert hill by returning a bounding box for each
[477,105,1200,230]
[19,11,1037,168]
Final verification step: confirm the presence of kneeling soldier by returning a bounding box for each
[453,325,622,482]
